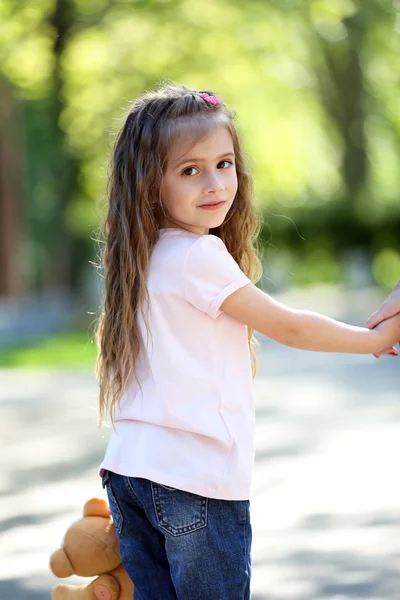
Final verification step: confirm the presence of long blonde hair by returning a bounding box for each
[95,82,263,425]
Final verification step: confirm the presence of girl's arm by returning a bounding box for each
[221,283,400,355]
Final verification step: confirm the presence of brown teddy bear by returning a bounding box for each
[49,497,134,600]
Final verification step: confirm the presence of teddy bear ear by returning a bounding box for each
[49,548,74,578]
[83,497,110,518]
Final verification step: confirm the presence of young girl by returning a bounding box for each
[95,82,400,600]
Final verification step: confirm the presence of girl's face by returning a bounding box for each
[160,124,237,235]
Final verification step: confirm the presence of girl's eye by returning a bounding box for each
[218,160,234,169]
[182,167,199,177]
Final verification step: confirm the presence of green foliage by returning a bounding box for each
[1,0,400,289]
[0,1,54,97]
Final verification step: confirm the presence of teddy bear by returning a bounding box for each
[49,497,134,600]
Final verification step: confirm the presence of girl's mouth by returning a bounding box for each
[199,201,226,210]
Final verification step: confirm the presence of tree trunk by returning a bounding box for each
[0,77,24,297]
[314,10,367,207]
[44,0,79,289]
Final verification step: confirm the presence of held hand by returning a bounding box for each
[364,280,400,357]
[373,312,400,357]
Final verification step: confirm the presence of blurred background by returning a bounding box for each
[0,1,399,599]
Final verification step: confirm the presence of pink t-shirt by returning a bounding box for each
[99,228,254,500]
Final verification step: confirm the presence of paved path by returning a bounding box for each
[1,286,399,599]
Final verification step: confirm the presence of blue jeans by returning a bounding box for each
[101,470,252,600]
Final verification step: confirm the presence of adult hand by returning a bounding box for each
[364,280,400,358]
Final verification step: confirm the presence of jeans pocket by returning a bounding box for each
[101,469,110,489]
[151,481,208,537]
[238,500,250,524]
[103,471,124,535]
[157,483,177,492]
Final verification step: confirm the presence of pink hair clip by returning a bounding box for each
[199,92,220,105]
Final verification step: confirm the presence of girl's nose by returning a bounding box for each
[204,172,225,193]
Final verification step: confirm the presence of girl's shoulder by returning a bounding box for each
[157,228,227,249]
[151,230,230,277]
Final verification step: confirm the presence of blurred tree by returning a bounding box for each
[0,0,115,292]
[244,0,400,278]
[311,2,367,208]
[44,0,79,288]
[0,76,23,296]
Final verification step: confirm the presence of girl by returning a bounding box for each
[95,82,400,600]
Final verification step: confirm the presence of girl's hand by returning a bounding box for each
[373,312,400,356]
[364,280,400,357]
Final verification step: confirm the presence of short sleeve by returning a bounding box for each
[184,235,251,319]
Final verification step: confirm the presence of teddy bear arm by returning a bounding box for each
[91,573,121,600]
[52,574,120,600]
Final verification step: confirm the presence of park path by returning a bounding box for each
[0,286,399,599]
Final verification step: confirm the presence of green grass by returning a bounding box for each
[0,330,97,368]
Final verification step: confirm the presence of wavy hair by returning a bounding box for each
[95,81,263,425]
